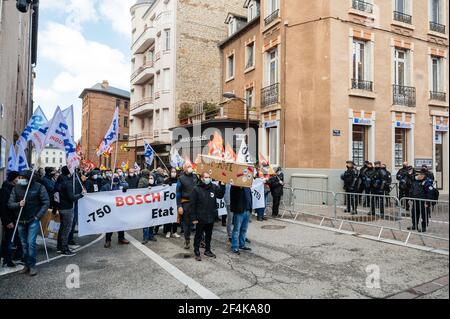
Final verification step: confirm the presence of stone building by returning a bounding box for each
[220,0,449,193]
[129,0,245,166]
[0,0,39,182]
[32,145,66,169]
[80,81,134,168]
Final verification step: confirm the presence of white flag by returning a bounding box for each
[16,106,49,154]
[251,178,265,209]
[61,105,75,139]
[16,142,29,172]
[170,146,184,168]
[144,141,155,167]
[44,107,80,174]
[237,140,251,164]
[7,143,18,173]
[97,107,119,156]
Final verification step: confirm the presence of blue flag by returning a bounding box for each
[16,142,29,172]
[7,143,18,173]
[144,141,155,167]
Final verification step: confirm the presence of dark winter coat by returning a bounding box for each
[230,186,253,214]
[126,175,140,189]
[189,182,225,224]
[8,182,50,223]
[176,172,198,207]
[0,181,16,226]
[341,168,359,192]
[57,175,84,210]
[268,172,284,197]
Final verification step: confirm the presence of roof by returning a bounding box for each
[243,0,260,9]
[79,83,130,100]
[225,12,247,24]
[218,15,260,48]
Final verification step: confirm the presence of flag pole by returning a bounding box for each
[111,139,119,188]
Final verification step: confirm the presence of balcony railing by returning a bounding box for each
[131,97,154,112]
[352,79,373,91]
[394,11,412,24]
[261,83,280,108]
[264,9,280,26]
[393,84,416,107]
[130,62,154,81]
[430,21,446,34]
[430,91,447,102]
[352,0,373,14]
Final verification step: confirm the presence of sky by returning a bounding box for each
[34,0,136,141]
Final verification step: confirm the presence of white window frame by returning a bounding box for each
[228,18,237,36]
[352,40,369,82]
[394,0,411,14]
[265,47,279,86]
[394,48,410,86]
[227,54,235,81]
[430,0,442,23]
[164,29,171,52]
[245,42,255,70]
[430,56,443,92]
[163,68,170,91]
[245,87,254,107]
[266,0,279,16]
[248,1,259,21]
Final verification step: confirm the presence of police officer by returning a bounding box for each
[396,162,411,209]
[369,161,387,218]
[421,165,435,183]
[361,162,374,207]
[407,170,434,232]
[341,161,359,215]
[382,164,392,197]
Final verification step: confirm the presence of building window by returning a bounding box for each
[245,87,254,108]
[124,101,129,110]
[352,125,367,167]
[394,49,409,87]
[116,99,121,109]
[163,108,169,129]
[163,68,170,91]
[52,158,56,164]
[124,116,129,128]
[245,42,255,70]
[248,0,260,20]
[227,54,235,80]
[395,128,407,167]
[394,0,412,24]
[265,0,279,25]
[46,158,49,164]
[164,29,171,51]
[228,18,237,36]
[352,40,372,91]
[60,158,63,164]
[266,48,279,86]
[267,126,278,166]
[430,56,446,101]
[0,136,6,169]
[393,48,416,106]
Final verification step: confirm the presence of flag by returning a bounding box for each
[208,132,224,158]
[7,143,18,173]
[76,142,83,158]
[170,147,184,168]
[44,107,80,174]
[61,105,75,139]
[16,142,29,172]
[16,106,49,154]
[259,152,275,176]
[144,141,155,167]
[134,162,141,171]
[237,140,251,164]
[224,143,237,162]
[121,161,129,171]
[97,107,119,157]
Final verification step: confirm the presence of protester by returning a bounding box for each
[139,169,157,244]
[8,170,50,276]
[153,167,166,185]
[102,174,129,248]
[190,172,225,261]
[341,161,359,215]
[56,166,84,256]
[85,169,105,193]
[68,168,83,247]
[0,171,23,267]
[41,167,57,214]
[230,185,252,255]
[126,168,140,189]
[163,168,180,238]
[177,163,198,250]
[267,166,284,217]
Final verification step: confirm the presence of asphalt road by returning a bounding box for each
[0,217,448,299]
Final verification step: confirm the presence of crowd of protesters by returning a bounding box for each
[1,161,285,276]
[341,160,439,232]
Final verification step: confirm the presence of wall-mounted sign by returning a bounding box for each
[395,121,413,129]
[333,130,341,137]
[435,133,443,145]
[415,158,433,169]
[353,117,372,126]
[436,125,448,132]
[263,120,279,129]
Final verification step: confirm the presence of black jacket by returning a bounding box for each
[268,172,284,197]
[190,182,225,224]
[85,178,105,193]
[370,168,387,191]
[341,168,359,192]
[164,176,178,186]
[8,182,50,223]
[0,181,16,226]
[57,175,84,210]
[230,186,253,214]
[126,175,140,189]
[177,173,198,207]
[41,175,56,208]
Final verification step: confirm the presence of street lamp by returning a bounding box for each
[223,92,250,143]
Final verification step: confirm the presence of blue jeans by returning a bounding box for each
[231,210,250,251]
[143,227,155,241]
[255,208,265,219]
[18,219,40,268]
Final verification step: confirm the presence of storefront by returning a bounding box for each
[348,110,376,166]
[391,112,415,171]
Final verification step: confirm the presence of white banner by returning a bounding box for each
[214,182,227,216]
[251,179,265,209]
[78,185,177,237]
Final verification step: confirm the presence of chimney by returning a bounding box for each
[101,80,109,89]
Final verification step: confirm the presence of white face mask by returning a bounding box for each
[171,173,177,178]
[149,179,155,185]
[17,179,28,186]
[187,168,193,174]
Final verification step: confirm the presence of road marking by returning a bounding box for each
[0,234,104,277]
[126,232,219,299]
